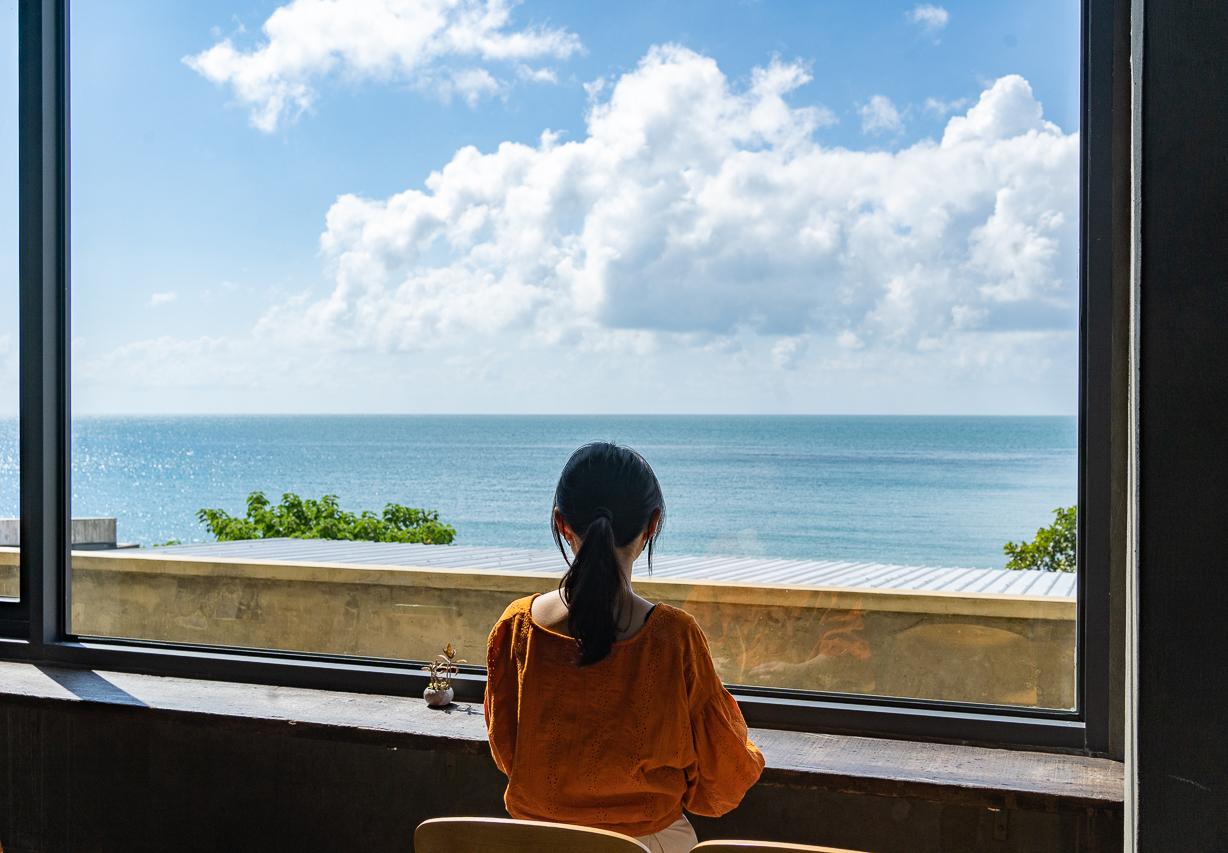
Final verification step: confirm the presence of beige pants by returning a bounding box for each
[636,815,698,853]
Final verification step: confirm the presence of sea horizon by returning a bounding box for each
[51,412,1079,419]
[0,414,1077,569]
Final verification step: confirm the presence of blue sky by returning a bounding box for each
[1,0,1081,415]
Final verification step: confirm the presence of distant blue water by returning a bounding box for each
[0,416,1076,568]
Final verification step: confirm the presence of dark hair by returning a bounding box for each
[552,442,665,665]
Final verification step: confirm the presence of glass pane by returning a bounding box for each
[1,0,18,602]
[70,0,1078,709]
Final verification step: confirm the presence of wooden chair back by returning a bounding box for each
[414,817,651,853]
[691,841,870,853]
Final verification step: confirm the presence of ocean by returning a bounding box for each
[0,415,1076,569]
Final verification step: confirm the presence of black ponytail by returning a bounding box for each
[553,443,665,666]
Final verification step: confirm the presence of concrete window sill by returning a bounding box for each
[0,661,1122,814]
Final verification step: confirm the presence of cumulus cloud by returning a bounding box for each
[185,0,582,131]
[255,50,1075,403]
[907,4,950,37]
[149,292,178,307]
[942,76,1060,145]
[859,94,904,135]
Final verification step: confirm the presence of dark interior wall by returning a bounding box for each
[0,698,1120,853]
[0,699,504,853]
[1135,0,1228,849]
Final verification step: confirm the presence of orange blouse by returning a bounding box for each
[484,595,765,837]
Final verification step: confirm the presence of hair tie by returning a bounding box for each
[592,506,613,523]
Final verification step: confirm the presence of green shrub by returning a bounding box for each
[197,491,456,545]
[1004,505,1076,572]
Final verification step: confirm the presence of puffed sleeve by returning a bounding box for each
[683,622,766,816]
[484,613,519,776]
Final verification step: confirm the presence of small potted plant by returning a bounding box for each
[422,643,466,707]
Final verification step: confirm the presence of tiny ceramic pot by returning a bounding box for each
[424,686,454,707]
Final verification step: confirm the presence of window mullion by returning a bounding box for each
[17,0,70,649]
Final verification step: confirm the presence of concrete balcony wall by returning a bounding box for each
[0,550,13,599]
[0,547,1075,707]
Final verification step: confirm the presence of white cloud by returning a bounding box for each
[438,67,502,106]
[771,336,807,370]
[836,330,865,350]
[859,94,904,135]
[907,4,950,37]
[583,76,607,101]
[185,0,582,132]
[256,50,1077,385]
[141,50,1076,415]
[516,64,557,84]
[943,75,1059,145]
[924,95,970,117]
[149,292,178,307]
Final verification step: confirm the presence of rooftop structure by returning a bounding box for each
[155,538,1076,598]
[0,516,136,550]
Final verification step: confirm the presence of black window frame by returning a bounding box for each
[0,0,1125,756]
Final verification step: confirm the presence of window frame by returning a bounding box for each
[0,1,19,626]
[0,0,1125,755]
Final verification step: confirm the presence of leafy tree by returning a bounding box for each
[198,491,456,545]
[1004,505,1076,572]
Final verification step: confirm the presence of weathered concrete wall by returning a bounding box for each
[0,547,1076,708]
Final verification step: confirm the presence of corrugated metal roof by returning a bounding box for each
[154,539,1077,598]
